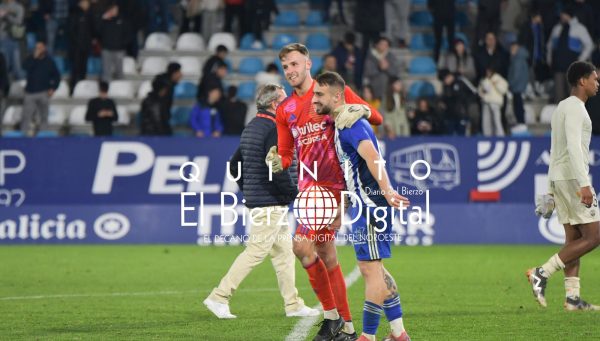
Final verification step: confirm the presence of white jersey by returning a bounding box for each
[548,96,592,189]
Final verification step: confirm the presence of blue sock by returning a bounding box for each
[362,301,382,335]
[383,294,403,321]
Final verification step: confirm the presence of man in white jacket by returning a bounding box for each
[478,67,508,136]
[528,61,600,311]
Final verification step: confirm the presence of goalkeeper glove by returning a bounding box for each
[535,194,555,219]
[265,146,283,173]
[334,104,371,129]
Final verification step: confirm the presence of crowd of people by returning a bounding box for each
[3,0,600,137]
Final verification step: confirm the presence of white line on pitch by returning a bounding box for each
[285,266,361,341]
[0,287,298,301]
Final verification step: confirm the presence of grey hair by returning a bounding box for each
[256,83,284,112]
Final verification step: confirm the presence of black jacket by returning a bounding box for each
[0,53,8,96]
[98,16,131,51]
[23,54,60,94]
[68,7,94,53]
[229,111,297,208]
[140,92,172,135]
[85,97,118,136]
[221,99,247,135]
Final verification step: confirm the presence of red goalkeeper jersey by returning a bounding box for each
[276,80,382,191]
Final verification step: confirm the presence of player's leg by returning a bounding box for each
[204,207,277,318]
[293,231,344,341]
[380,267,410,341]
[269,212,319,317]
[357,260,386,341]
[563,222,600,311]
[315,237,356,339]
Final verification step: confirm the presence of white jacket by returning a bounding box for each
[478,73,508,105]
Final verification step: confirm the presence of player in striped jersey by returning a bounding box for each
[312,71,411,341]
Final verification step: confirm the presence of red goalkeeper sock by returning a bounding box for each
[328,264,352,321]
[305,257,336,311]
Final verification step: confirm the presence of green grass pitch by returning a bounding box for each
[1,245,599,340]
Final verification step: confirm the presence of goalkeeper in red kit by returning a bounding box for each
[266,43,382,341]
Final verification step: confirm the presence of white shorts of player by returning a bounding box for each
[552,180,600,225]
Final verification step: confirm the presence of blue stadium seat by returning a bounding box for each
[237,82,257,101]
[87,57,102,76]
[409,57,437,75]
[283,83,293,97]
[239,33,265,51]
[305,33,331,51]
[274,11,301,27]
[272,34,299,50]
[26,33,36,51]
[408,81,436,100]
[53,56,68,75]
[174,81,197,99]
[410,33,434,51]
[305,11,324,26]
[311,57,323,75]
[36,130,59,138]
[170,106,192,126]
[455,11,470,28]
[409,11,433,27]
[276,0,300,4]
[411,0,427,4]
[238,57,264,75]
[2,131,25,138]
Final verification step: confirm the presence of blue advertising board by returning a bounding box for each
[1,137,598,245]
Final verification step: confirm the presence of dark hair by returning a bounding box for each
[227,85,237,99]
[99,81,109,93]
[315,71,345,90]
[265,63,279,73]
[216,45,228,54]
[167,62,181,74]
[151,77,169,92]
[385,76,405,112]
[567,61,596,87]
[561,5,574,17]
[375,36,391,46]
[343,32,356,45]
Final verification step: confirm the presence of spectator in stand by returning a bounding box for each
[439,69,472,135]
[118,0,146,59]
[68,0,93,95]
[499,0,529,47]
[146,0,168,34]
[40,0,69,55]
[180,0,202,34]
[531,0,559,40]
[571,0,595,41]
[354,0,385,61]
[141,77,171,136]
[202,45,228,76]
[190,86,223,138]
[478,67,508,136]
[255,63,282,87]
[98,4,131,82]
[0,52,8,113]
[361,84,381,135]
[245,0,278,46]
[201,0,223,42]
[518,10,550,96]
[508,42,530,125]
[316,54,337,76]
[331,32,363,89]
[382,77,410,138]
[474,31,510,81]
[0,0,25,79]
[153,62,183,126]
[547,6,593,102]
[85,81,118,136]
[475,0,503,44]
[224,0,244,37]
[363,36,401,100]
[20,41,60,136]
[386,0,411,48]
[197,60,227,106]
[439,38,477,83]
[410,98,444,135]
[428,0,455,63]
[220,85,248,136]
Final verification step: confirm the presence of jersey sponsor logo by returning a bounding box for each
[389,143,460,190]
[477,141,530,191]
[292,122,328,146]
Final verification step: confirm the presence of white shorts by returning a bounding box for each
[551,180,600,225]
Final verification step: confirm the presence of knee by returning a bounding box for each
[316,248,338,269]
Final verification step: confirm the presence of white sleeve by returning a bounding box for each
[564,104,591,187]
[578,26,594,61]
